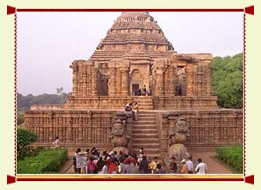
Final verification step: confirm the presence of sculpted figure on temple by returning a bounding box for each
[168,117,189,146]
[165,117,189,165]
[109,119,130,154]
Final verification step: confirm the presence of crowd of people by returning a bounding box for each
[72,147,208,174]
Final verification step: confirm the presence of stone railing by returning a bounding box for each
[24,110,133,152]
[65,97,134,110]
[30,104,65,110]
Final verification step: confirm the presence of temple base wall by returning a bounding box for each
[24,110,133,152]
[24,108,243,156]
[64,96,218,110]
[153,96,218,110]
[158,109,243,158]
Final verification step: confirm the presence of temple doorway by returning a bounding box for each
[175,67,186,96]
[132,84,139,96]
[98,73,108,96]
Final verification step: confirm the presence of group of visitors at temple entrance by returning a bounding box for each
[72,147,207,174]
[133,85,151,96]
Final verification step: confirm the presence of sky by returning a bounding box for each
[17,12,243,96]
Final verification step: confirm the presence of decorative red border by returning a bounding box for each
[243,13,246,178]
[14,13,17,178]
[7,5,254,185]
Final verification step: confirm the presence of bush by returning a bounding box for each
[17,112,24,126]
[216,146,243,173]
[17,128,37,160]
[17,148,67,174]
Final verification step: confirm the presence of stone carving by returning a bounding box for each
[168,117,189,146]
[109,119,130,154]
[165,117,189,165]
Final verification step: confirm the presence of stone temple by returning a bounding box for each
[24,12,243,160]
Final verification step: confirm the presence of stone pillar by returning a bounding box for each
[169,65,175,96]
[164,66,169,95]
[92,67,98,97]
[206,65,211,96]
[121,68,129,96]
[108,67,116,96]
[82,64,87,97]
[78,63,83,97]
[87,65,92,96]
[48,127,53,143]
[155,66,164,96]
[70,61,79,97]
[193,65,198,96]
[78,126,83,143]
[39,127,44,143]
[116,67,121,96]
[186,64,194,97]
[66,117,73,143]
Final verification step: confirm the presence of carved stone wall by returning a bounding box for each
[153,96,217,110]
[158,109,243,156]
[24,110,133,151]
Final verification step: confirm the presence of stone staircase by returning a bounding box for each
[134,96,153,110]
[132,111,161,161]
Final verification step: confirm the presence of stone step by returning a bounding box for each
[132,134,159,138]
[132,125,157,129]
[138,112,156,114]
[138,104,153,106]
[132,127,157,130]
[135,103,153,105]
[132,128,158,133]
[133,139,159,143]
[135,99,153,101]
[136,117,155,120]
[137,115,155,118]
[132,148,161,154]
[133,121,156,124]
[139,107,153,110]
[132,143,160,149]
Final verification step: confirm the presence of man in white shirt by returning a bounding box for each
[186,156,194,174]
[195,158,207,174]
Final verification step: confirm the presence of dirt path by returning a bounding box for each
[189,151,232,174]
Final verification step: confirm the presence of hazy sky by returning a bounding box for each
[17,12,243,95]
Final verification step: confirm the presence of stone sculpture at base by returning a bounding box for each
[110,119,130,155]
[165,117,190,166]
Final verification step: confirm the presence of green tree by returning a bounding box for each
[211,53,243,108]
[17,92,69,111]
[17,128,37,160]
[17,113,24,126]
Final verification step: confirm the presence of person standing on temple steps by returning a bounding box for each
[133,102,138,121]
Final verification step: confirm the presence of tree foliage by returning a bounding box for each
[17,92,71,111]
[211,53,243,108]
[17,112,24,126]
[17,128,37,160]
